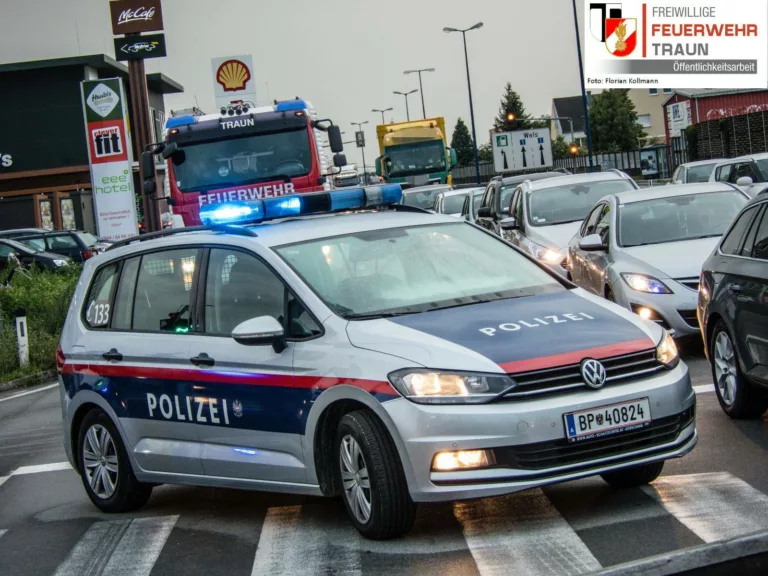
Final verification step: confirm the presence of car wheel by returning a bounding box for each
[604,286,615,302]
[710,321,768,419]
[600,460,664,488]
[77,409,153,512]
[335,410,416,539]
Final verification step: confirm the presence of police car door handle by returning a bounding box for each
[190,353,215,367]
[102,349,123,362]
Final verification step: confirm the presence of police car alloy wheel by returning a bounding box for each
[77,409,153,513]
[335,411,416,539]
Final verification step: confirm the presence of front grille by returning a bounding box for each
[503,349,664,399]
[678,309,699,329]
[676,278,700,292]
[494,406,695,471]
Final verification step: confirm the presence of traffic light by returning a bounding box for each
[569,144,579,155]
[505,109,516,123]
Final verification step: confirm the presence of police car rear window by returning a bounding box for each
[275,222,562,319]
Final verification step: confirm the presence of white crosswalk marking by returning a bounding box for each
[0,529,6,540]
[53,515,178,576]
[0,476,8,489]
[454,489,602,576]
[643,472,768,543]
[251,505,362,576]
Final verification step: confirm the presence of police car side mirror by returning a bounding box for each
[500,216,518,231]
[232,316,286,352]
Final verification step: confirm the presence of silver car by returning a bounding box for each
[433,188,471,217]
[498,171,638,275]
[708,153,768,197]
[567,182,749,337]
[399,184,451,211]
[670,159,722,184]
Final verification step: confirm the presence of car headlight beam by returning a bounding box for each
[621,273,672,294]
[388,369,516,404]
[530,241,565,266]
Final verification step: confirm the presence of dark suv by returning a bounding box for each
[10,231,107,262]
[698,191,768,418]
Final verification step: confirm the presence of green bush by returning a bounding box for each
[0,265,81,382]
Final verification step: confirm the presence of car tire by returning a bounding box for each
[335,410,416,539]
[604,286,615,302]
[600,460,664,488]
[77,409,153,513]
[710,321,768,419]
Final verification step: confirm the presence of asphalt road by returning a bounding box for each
[1,347,767,576]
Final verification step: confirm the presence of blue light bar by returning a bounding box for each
[197,185,403,227]
[275,99,307,111]
[165,115,197,129]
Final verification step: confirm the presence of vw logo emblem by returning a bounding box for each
[581,359,607,389]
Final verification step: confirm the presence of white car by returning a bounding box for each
[434,188,481,217]
[708,153,768,197]
[670,159,722,184]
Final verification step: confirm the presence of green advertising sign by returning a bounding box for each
[81,78,126,123]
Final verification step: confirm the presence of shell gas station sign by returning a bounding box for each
[211,55,257,109]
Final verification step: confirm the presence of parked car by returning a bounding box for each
[708,153,768,197]
[568,182,748,338]
[494,171,638,275]
[0,238,71,272]
[474,172,566,235]
[698,191,768,418]
[670,160,722,184]
[11,230,109,262]
[459,187,486,222]
[434,189,472,217]
[0,227,48,238]
[399,184,451,211]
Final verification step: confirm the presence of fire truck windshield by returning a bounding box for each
[173,128,312,192]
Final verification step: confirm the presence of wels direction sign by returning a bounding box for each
[492,129,553,173]
[110,0,164,35]
[114,33,167,61]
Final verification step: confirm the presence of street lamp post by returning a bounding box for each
[540,115,575,145]
[393,90,418,122]
[372,107,393,124]
[444,22,483,185]
[570,0,594,171]
[403,68,435,119]
[351,121,369,182]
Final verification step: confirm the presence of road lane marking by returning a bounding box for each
[454,489,601,575]
[693,384,715,394]
[251,505,362,576]
[53,515,178,576]
[0,383,58,403]
[11,462,71,475]
[0,529,6,540]
[0,476,8,488]
[643,472,768,543]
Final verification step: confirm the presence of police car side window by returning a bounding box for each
[84,263,119,329]
[112,256,140,331]
[133,248,198,333]
[204,248,285,335]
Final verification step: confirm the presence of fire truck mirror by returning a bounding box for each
[328,126,344,153]
[333,153,347,168]
[140,151,155,178]
[161,142,179,160]
[143,180,156,195]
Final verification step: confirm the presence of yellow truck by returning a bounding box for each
[375,117,457,187]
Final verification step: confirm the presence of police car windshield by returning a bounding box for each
[276,222,563,318]
[528,180,635,227]
[173,128,311,192]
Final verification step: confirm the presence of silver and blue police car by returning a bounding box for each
[58,185,696,539]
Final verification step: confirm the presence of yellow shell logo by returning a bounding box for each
[216,59,251,92]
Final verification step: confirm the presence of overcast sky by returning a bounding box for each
[1,0,588,168]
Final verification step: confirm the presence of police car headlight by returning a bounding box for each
[656,330,680,368]
[388,369,516,404]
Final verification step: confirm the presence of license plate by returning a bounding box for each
[564,398,651,443]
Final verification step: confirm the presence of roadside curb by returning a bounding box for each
[591,529,768,575]
[0,370,57,393]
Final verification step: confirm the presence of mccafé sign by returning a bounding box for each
[110,0,164,35]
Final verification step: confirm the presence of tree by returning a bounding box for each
[588,89,646,152]
[478,142,494,163]
[552,135,570,159]
[451,118,475,167]
[492,82,544,131]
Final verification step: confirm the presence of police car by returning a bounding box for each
[58,185,696,539]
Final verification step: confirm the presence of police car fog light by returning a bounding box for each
[432,450,494,471]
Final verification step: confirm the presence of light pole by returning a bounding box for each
[540,115,575,144]
[444,22,483,185]
[372,107,393,124]
[403,68,435,119]
[351,121,369,182]
[393,90,418,122]
[571,0,594,171]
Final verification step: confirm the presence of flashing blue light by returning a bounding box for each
[200,201,263,225]
[264,196,302,219]
[364,184,403,206]
[275,99,307,111]
[165,115,197,129]
[330,189,365,211]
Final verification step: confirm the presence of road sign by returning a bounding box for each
[355,131,365,148]
[114,34,167,61]
[492,128,553,172]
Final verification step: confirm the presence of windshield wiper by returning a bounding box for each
[346,311,420,320]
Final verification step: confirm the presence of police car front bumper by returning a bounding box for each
[384,362,695,502]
